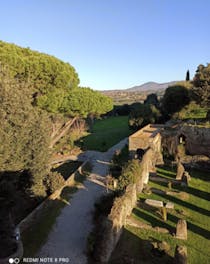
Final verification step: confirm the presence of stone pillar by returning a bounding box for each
[162,206,167,221]
[174,245,187,264]
[176,162,185,180]
[176,219,187,240]
[182,171,191,186]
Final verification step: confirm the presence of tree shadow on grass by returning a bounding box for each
[109,227,174,264]
[150,178,210,201]
[185,164,210,179]
[172,184,210,201]
[167,213,210,240]
[154,192,210,217]
[157,166,176,175]
[150,179,169,188]
[133,208,174,234]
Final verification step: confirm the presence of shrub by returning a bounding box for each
[118,159,142,191]
[112,145,129,167]
[161,84,191,118]
[44,171,65,195]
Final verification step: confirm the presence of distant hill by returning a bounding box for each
[102,81,180,105]
[125,81,178,92]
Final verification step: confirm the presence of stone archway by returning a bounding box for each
[136,148,145,160]
[178,134,186,145]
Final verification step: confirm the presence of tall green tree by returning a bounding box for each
[0,68,50,197]
[161,85,190,117]
[192,64,210,107]
[144,93,159,108]
[0,41,113,148]
[129,103,160,129]
[186,70,190,81]
[49,87,113,147]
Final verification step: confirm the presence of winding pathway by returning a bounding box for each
[36,138,128,264]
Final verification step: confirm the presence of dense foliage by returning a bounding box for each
[161,84,190,117]
[60,87,113,117]
[144,93,159,108]
[192,64,210,108]
[0,41,113,117]
[118,159,142,191]
[0,41,79,106]
[0,40,114,255]
[129,102,160,129]
[0,70,50,196]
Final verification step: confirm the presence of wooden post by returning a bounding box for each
[162,206,167,221]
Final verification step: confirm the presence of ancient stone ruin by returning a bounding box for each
[181,171,191,186]
[176,219,187,240]
[145,199,163,208]
[176,161,185,180]
[174,245,187,264]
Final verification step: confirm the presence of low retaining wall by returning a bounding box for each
[95,146,163,262]
[18,160,87,233]
[96,184,137,262]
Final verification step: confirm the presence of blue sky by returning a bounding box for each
[0,0,210,90]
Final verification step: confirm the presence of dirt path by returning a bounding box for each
[36,138,128,264]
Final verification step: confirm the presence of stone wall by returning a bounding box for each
[97,183,137,263]
[129,124,163,158]
[181,125,210,157]
[162,124,210,158]
[96,142,163,262]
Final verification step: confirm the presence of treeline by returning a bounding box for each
[112,64,210,130]
[0,41,113,256]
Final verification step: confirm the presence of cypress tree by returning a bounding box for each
[186,70,190,81]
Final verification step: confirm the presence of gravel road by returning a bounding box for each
[36,138,128,264]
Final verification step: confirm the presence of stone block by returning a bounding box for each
[176,162,185,180]
[176,219,187,240]
[165,202,174,209]
[145,199,163,208]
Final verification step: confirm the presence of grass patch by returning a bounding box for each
[177,101,208,120]
[21,186,78,258]
[111,166,210,263]
[21,161,90,258]
[79,116,132,151]
[109,226,175,264]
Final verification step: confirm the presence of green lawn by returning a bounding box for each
[110,166,210,264]
[80,116,132,151]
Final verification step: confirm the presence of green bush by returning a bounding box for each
[112,145,129,167]
[44,171,65,195]
[174,101,207,120]
[118,159,142,191]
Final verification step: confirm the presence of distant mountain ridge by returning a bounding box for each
[125,81,178,92]
[102,80,180,105]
